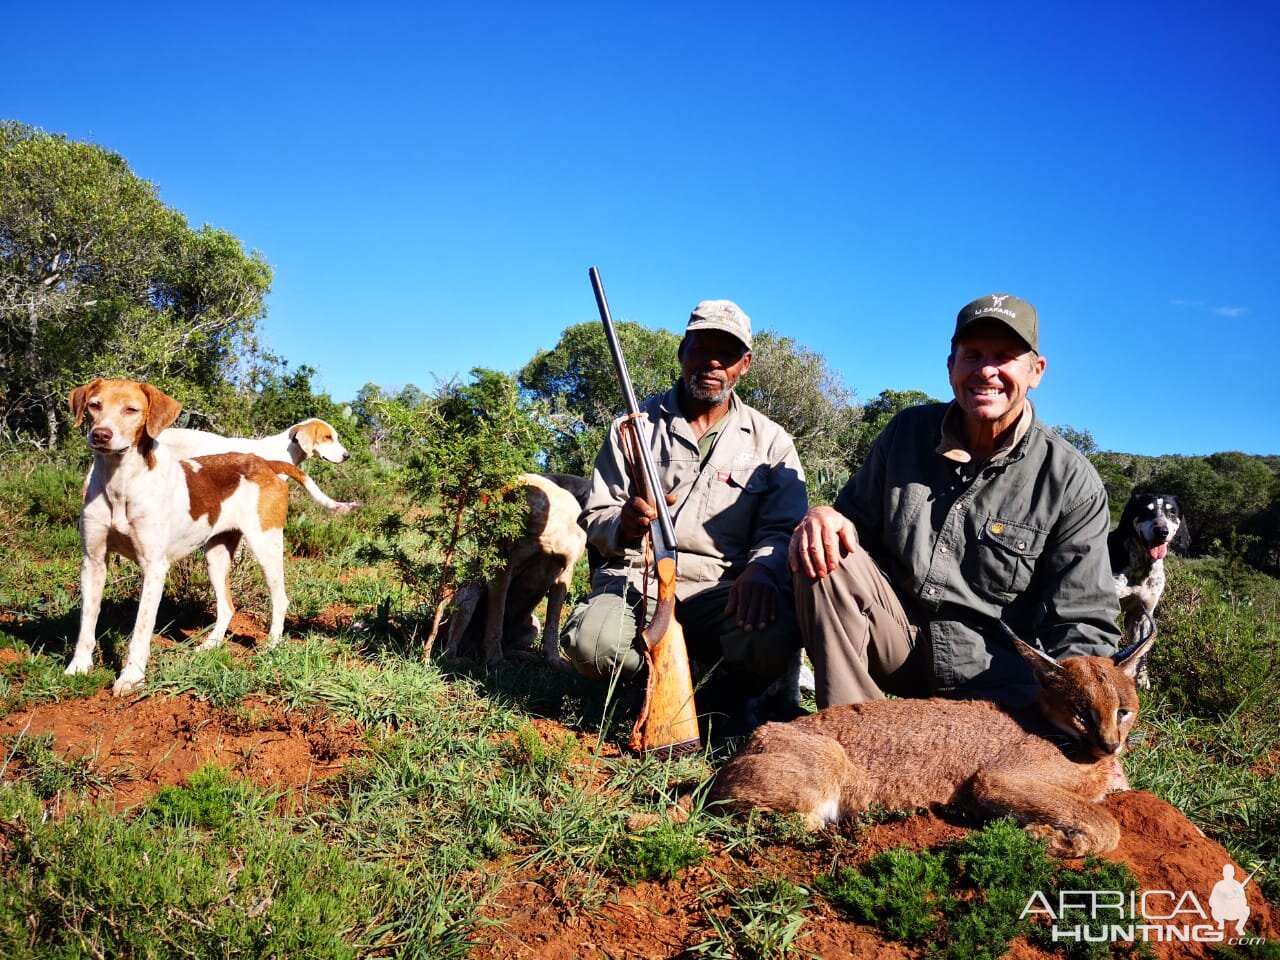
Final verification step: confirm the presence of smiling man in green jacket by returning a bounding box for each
[789,293,1121,709]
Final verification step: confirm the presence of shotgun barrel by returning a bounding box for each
[588,266,700,756]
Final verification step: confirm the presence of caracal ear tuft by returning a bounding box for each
[1114,622,1158,681]
[1001,620,1064,684]
[140,383,182,438]
[69,379,104,426]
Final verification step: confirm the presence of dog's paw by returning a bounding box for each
[334,501,361,513]
[112,669,144,696]
[64,657,94,676]
[196,635,224,651]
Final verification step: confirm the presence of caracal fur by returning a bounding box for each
[710,628,1156,857]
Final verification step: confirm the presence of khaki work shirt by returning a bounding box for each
[583,386,808,601]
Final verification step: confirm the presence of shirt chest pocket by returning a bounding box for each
[702,464,769,543]
[972,517,1048,600]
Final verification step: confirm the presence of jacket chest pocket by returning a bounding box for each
[703,465,768,543]
[969,516,1047,601]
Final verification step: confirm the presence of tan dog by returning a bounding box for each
[710,628,1156,857]
[66,379,358,695]
[444,473,586,667]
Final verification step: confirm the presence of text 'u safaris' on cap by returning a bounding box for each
[685,300,753,351]
[954,293,1039,353]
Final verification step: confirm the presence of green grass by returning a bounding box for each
[692,874,814,960]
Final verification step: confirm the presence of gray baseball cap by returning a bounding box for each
[685,299,752,351]
[954,293,1039,353]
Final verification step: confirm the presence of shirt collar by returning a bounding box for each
[660,382,743,426]
[936,401,1034,464]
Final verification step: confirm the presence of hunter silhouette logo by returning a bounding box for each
[1021,861,1265,946]
[990,294,1009,307]
[1209,864,1253,936]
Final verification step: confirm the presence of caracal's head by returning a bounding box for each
[69,379,183,465]
[1004,623,1157,760]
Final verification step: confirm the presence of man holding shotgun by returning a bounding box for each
[561,296,808,735]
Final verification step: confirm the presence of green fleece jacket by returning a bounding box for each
[835,401,1121,694]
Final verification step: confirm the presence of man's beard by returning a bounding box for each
[683,371,733,404]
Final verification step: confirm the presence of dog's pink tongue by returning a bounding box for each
[1149,544,1169,560]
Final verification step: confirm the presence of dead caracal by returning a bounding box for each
[710,627,1156,858]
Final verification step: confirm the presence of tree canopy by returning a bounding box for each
[847,389,939,472]
[518,320,680,475]
[0,121,271,445]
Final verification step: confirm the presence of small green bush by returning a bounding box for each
[144,765,269,833]
[1151,559,1280,723]
[818,846,952,942]
[817,822,1150,960]
[610,818,709,884]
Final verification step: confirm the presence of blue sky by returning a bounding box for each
[6,2,1278,455]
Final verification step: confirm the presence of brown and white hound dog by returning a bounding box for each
[159,418,351,465]
[444,473,587,668]
[66,379,357,695]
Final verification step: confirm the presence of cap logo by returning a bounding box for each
[990,295,1008,307]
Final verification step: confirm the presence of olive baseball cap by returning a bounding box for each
[685,299,752,351]
[954,293,1039,353]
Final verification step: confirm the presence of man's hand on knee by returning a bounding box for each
[724,562,779,632]
[788,506,858,580]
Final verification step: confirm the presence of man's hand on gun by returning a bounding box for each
[619,491,678,542]
[788,505,859,580]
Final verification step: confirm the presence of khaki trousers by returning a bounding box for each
[793,548,933,708]
[560,579,800,697]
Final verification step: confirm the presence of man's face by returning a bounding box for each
[680,330,752,404]
[947,323,1045,432]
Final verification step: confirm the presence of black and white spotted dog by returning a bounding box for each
[1108,492,1190,688]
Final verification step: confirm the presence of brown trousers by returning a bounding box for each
[793,548,934,708]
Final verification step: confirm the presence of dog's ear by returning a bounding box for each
[290,420,320,456]
[1118,491,1143,532]
[69,380,104,427]
[140,384,182,438]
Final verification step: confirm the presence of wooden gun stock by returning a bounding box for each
[630,555,701,757]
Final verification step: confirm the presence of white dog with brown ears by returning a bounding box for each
[159,418,352,466]
[66,379,359,695]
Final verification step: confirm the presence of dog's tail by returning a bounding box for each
[267,461,360,514]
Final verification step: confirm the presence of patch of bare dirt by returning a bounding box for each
[0,688,364,812]
[473,851,902,960]
[475,788,1278,959]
